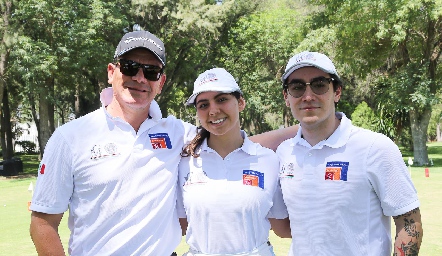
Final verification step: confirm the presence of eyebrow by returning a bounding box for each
[195,92,229,105]
[287,76,329,83]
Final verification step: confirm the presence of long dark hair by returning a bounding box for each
[181,91,243,158]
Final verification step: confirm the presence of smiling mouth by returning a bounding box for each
[302,106,318,110]
[127,86,148,93]
[210,118,226,124]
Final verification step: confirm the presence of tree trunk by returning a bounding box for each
[38,78,55,156]
[28,91,41,157]
[1,1,12,159]
[1,88,14,159]
[74,84,80,118]
[437,123,441,142]
[409,107,431,166]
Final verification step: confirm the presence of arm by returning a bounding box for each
[269,217,291,238]
[250,125,299,151]
[179,218,188,236]
[30,211,65,256]
[392,207,423,256]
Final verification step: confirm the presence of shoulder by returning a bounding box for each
[350,125,397,150]
[156,115,197,142]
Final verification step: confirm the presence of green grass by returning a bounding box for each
[1,143,441,255]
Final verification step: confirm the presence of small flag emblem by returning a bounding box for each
[39,163,46,175]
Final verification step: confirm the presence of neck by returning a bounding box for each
[207,128,244,159]
[301,115,341,146]
[106,99,150,132]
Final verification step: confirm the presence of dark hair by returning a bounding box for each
[181,91,243,158]
[330,74,343,92]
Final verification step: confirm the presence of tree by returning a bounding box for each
[0,0,22,158]
[128,0,264,120]
[215,0,306,134]
[306,0,442,165]
[10,0,129,155]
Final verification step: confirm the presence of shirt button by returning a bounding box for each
[308,153,312,157]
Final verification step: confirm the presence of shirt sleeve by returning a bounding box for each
[181,120,197,145]
[176,178,187,218]
[267,180,289,219]
[366,133,420,216]
[30,129,74,214]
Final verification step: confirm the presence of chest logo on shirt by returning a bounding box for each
[325,161,349,181]
[149,133,172,149]
[184,169,209,186]
[243,170,264,189]
[279,162,295,178]
[91,143,120,160]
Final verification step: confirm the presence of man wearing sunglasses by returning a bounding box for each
[29,30,196,256]
[277,51,423,255]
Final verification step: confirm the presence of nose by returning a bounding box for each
[301,84,315,101]
[208,104,220,116]
[132,68,147,83]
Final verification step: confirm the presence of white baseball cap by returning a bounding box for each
[185,68,242,106]
[281,51,340,83]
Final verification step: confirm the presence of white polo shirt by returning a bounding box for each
[177,131,287,254]
[277,112,420,256]
[31,89,195,255]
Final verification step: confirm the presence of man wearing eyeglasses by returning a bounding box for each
[277,51,423,255]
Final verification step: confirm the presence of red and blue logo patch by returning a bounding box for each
[243,170,264,189]
[325,161,349,181]
[149,133,172,149]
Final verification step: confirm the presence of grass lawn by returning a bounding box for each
[1,142,441,255]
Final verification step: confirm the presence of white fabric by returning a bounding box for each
[277,112,420,256]
[183,241,275,256]
[177,131,287,254]
[31,89,196,256]
[185,68,242,105]
[281,51,339,82]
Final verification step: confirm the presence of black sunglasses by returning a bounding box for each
[116,59,164,81]
[284,76,334,98]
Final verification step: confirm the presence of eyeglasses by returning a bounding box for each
[116,59,164,81]
[284,76,334,98]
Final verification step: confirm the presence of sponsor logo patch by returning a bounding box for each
[325,161,349,181]
[243,170,264,189]
[149,133,172,149]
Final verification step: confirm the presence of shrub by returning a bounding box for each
[15,140,36,154]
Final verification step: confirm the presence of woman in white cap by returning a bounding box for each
[177,68,290,256]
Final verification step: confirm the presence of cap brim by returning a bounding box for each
[185,88,242,106]
[115,47,165,66]
[281,63,338,82]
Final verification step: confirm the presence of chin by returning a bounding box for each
[300,116,320,124]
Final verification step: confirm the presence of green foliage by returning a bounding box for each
[217,0,306,133]
[428,103,442,141]
[126,0,263,118]
[15,140,36,154]
[351,101,377,131]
